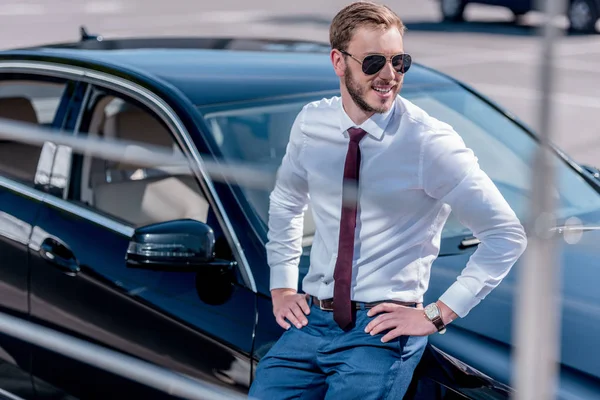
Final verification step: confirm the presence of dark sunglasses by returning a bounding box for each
[339,50,412,75]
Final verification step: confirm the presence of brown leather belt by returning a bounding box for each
[309,295,418,311]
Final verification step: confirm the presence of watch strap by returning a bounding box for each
[425,303,447,333]
[430,314,446,332]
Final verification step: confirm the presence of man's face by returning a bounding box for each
[342,26,405,114]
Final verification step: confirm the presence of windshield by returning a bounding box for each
[199,84,600,246]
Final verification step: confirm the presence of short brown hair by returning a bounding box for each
[329,1,406,51]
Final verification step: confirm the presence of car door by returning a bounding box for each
[28,81,256,399]
[0,72,80,399]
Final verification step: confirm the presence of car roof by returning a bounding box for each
[3,36,458,107]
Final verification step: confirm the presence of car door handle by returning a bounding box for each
[39,238,80,275]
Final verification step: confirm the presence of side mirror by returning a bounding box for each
[125,219,235,271]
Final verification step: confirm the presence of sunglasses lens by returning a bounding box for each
[362,55,387,75]
[392,54,412,74]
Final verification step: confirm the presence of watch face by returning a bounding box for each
[424,304,440,319]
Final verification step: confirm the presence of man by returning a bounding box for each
[249,1,528,399]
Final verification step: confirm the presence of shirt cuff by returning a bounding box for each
[438,281,482,318]
[269,264,299,292]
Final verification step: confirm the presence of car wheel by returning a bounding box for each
[441,0,466,22]
[568,0,599,33]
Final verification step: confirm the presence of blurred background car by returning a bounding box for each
[439,0,600,32]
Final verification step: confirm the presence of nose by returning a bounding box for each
[378,59,396,80]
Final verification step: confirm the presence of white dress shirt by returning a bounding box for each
[266,95,527,318]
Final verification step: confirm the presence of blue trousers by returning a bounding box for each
[249,299,428,400]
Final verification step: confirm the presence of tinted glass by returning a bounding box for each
[362,55,387,75]
[73,93,211,228]
[362,54,411,75]
[0,78,68,186]
[392,54,411,74]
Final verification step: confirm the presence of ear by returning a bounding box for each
[330,49,346,78]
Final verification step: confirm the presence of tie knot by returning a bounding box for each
[348,127,367,143]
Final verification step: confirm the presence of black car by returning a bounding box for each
[0,33,598,399]
[438,0,600,33]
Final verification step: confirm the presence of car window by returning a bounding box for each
[0,77,69,187]
[71,91,211,228]
[403,85,600,238]
[202,99,315,244]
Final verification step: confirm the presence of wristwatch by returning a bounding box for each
[424,303,446,334]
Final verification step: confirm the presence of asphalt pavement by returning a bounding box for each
[2,0,600,166]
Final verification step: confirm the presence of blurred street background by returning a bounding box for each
[2,0,599,167]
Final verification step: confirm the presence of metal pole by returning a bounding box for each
[512,0,565,399]
[0,311,249,400]
[0,117,277,190]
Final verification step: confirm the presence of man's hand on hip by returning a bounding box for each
[364,303,437,342]
[271,288,310,330]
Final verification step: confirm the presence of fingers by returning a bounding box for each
[365,306,430,340]
[381,328,403,343]
[297,296,311,315]
[367,302,399,317]
[365,307,397,333]
[366,315,398,336]
[365,314,389,333]
[275,308,302,330]
[274,297,311,330]
[284,308,303,329]
[275,314,291,330]
[289,303,308,328]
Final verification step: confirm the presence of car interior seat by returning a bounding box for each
[0,96,43,182]
[90,103,210,227]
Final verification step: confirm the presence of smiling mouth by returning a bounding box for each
[372,85,395,95]
[372,83,395,93]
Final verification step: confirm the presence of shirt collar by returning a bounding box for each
[339,97,396,141]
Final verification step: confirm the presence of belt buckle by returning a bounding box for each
[318,299,334,311]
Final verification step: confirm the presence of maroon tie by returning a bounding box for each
[333,127,367,329]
